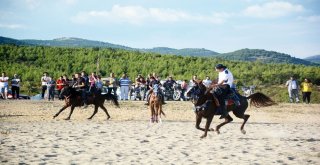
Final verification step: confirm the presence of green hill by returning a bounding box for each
[217,49,318,66]
[140,47,219,57]
[22,37,134,50]
[304,55,320,63]
[1,36,318,66]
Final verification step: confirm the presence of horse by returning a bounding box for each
[186,81,276,138]
[53,86,119,120]
[149,84,165,123]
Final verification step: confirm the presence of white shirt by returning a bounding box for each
[203,79,212,87]
[0,76,9,87]
[41,76,50,86]
[291,80,298,89]
[218,68,234,87]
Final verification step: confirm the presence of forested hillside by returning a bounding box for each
[2,36,317,66]
[140,47,219,57]
[304,55,320,63]
[217,49,318,66]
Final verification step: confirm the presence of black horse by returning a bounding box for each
[53,86,119,120]
[187,81,276,138]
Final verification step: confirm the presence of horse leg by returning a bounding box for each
[64,106,76,120]
[215,115,233,134]
[150,103,155,123]
[195,113,205,131]
[200,116,213,139]
[240,114,250,134]
[53,104,70,119]
[99,104,111,120]
[88,105,99,120]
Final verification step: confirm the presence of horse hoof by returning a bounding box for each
[200,135,206,139]
[209,128,215,131]
[241,130,246,134]
[107,117,110,120]
[64,118,70,120]
[216,130,220,134]
[87,118,92,120]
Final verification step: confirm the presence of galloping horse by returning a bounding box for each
[149,84,165,123]
[187,81,275,138]
[53,86,119,120]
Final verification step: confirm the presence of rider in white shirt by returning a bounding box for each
[213,64,238,119]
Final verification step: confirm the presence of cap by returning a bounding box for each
[215,64,226,69]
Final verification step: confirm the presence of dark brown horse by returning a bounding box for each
[186,81,276,138]
[53,86,119,120]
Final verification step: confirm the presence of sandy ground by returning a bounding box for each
[0,100,320,164]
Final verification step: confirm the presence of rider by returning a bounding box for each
[144,76,166,105]
[73,73,88,108]
[212,64,237,119]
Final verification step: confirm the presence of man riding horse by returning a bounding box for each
[211,64,240,119]
[73,73,88,108]
[145,76,166,105]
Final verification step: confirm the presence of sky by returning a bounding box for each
[0,0,319,58]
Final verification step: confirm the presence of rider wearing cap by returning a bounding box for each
[213,64,235,119]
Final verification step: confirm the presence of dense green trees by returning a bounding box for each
[1,45,319,102]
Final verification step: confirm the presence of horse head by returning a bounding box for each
[59,85,72,99]
[186,80,207,105]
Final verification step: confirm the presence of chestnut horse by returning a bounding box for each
[53,86,119,120]
[187,81,275,138]
[149,84,165,123]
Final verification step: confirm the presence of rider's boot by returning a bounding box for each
[219,100,228,119]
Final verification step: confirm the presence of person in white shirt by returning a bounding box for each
[11,74,21,99]
[285,76,300,103]
[212,64,237,119]
[41,72,50,99]
[203,76,212,88]
[0,72,9,99]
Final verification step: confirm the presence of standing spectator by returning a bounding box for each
[11,74,21,99]
[0,72,9,99]
[181,80,188,101]
[285,76,300,103]
[41,72,50,99]
[47,77,56,101]
[108,72,118,96]
[300,78,313,104]
[56,76,66,97]
[119,73,131,100]
[89,72,97,94]
[203,76,212,88]
[95,75,103,95]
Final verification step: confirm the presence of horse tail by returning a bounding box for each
[104,93,120,108]
[247,92,276,108]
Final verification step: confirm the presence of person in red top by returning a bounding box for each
[56,76,66,98]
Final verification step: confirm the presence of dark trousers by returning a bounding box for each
[12,86,20,99]
[302,92,311,103]
[108,87,117,96]
[41,85,47,99]
[48,87,55,100]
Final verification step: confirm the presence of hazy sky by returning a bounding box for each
[0,0,319,58]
